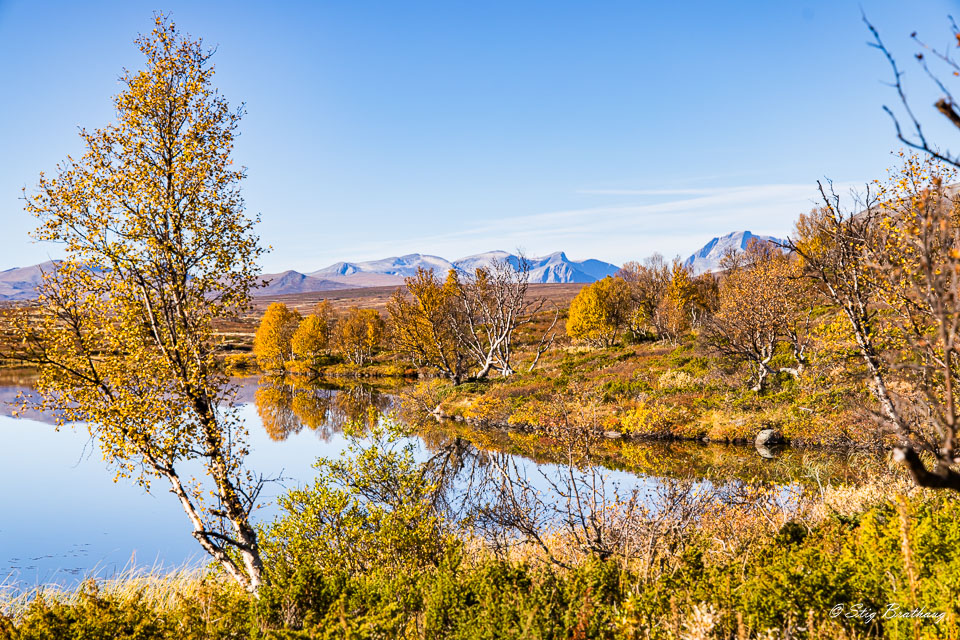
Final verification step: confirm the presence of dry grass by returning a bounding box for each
[0,563,234,618]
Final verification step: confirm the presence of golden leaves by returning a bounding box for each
[334,308,385,366]
[566,276,632,347]
[253,303,302,371]
[18,14,267,587]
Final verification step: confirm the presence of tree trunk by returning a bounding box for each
[751,360,773,392]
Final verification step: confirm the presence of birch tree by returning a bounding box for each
[789,158,960,492]
[704,241,811,391]
[388,259,556,383]
[448,257,556,377]
[17,15,267,591]
[388,267,469,384]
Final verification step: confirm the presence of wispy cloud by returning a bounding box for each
[575,187,722,196]
[281,180,865,271]
[400,183,837,256]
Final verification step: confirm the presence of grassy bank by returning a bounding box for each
[407,336,882,450]
[2,487,956,639]
[1,418,954,639]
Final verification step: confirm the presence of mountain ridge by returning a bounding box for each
[682,230,784,275]
[0,252,622,300]
[1,235,793,301]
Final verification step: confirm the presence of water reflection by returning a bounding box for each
[245,373,889,488]
[253,376,391,441]
[0,371,892,590]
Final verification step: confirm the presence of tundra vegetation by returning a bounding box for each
[5,11,960,640]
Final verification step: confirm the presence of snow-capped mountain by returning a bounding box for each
[683,231,784,275]
[453,251,619,283]
[527,252,620,283]
[0,252,622,301]
[452,251,520,274]
[309,254,456,280]
[262,250,620,295]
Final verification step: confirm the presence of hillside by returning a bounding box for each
[0,261,58,301]
[683,230,784,274]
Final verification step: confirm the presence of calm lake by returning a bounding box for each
[0,371,884,590]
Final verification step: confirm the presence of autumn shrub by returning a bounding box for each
[5,484,960,638]
[695,408,756,441]
[566,277,632,347]
[333,307,385,366]
[223,353,256,374]
[656,369,699,391]
[618,400,693,437]
[462,394,512,424]
[402,378,454,414]
[598,377,652,402]
[506,397,553,428]
[251,488,960,638]
[261,418,458,579]
[290,314,332,373]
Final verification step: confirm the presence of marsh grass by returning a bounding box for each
[1,564,214,616]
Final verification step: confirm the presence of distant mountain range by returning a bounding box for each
[0,252,621,301]
[259,251,621,296]
[682,230,784,275]
[0,234,785,301]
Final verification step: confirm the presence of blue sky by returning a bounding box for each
[1,0,957,272]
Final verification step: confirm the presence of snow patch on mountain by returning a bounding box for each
[453,251,619,283]
[0,252,622,301]
[309,254,455,279]
[309,251,620,285]
[683,231,784,275]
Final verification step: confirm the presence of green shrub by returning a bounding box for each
[5,469,960,639]
[262,418,457,580]
[2,577,249,640]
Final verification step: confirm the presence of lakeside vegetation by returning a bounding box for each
[1,418,956,639]
[239,156,960,484]
[4,10,960,640]
[241,244,875,451]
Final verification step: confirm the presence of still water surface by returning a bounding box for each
[0,382,360,588]
[0,373,881,589]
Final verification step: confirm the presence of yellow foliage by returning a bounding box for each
[291,313,333,371]
[463,395,508,423]
[18,14,266,590]
[224,353,256,374]
[653,260,702,341]
[619,401,690,436]
[253,302,302,372]
[656,369,698,390]
[334,307,385,365]
[254,376,337,441]
[566,276,631,347]
[387,268,466,382]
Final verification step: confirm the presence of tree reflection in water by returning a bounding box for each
[254,376,391,441]
[254,377,895,571]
